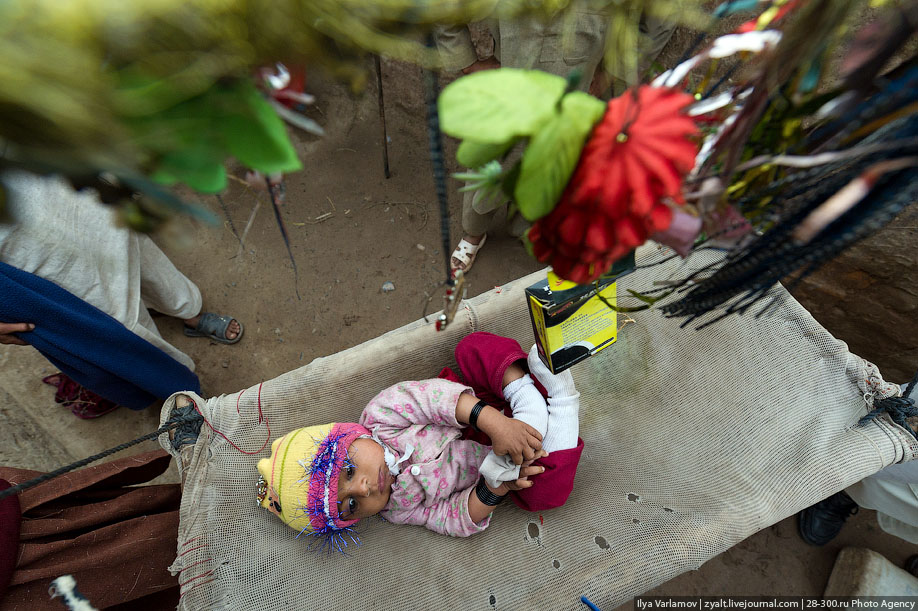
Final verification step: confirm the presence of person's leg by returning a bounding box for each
[136,235,240,340]
[842,380,918,548]
[509,346,584,512]
[137,234,202,320]
[525,345,579,453]
[454,332,530,407]
[799,381,917,545]
[451,190,497,273]
[638,12,677,75]
[846,476,918,544]
[539,390,580,453]
[456,334,585,511]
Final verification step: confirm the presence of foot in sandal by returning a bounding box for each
[183,312,243,344]
[450,234,487,274]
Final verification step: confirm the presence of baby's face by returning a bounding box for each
[336,437,394,520]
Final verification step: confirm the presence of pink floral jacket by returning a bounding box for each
[359,378,492,537]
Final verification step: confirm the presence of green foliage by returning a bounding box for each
[514,91,606,221]
[456,140,515,168]
[444,69,603,222]
[1,0,706,229]
[454,160,507,214]
[439,69,567,144]
[596,287,672,313]
[0,0,709,236]
[151,145,227,193]
[522,225,535,258]
[222,81,303,175]
[131,80,301,193]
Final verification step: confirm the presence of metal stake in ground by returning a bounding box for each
[375,55,391,179]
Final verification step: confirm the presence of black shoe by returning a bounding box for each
[904,555,918,577]
[798,491,859,546]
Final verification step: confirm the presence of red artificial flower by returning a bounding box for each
[529,85,699,284]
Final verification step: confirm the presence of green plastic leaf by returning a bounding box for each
[152,146,227,193]
[501,161,522,199]
[561,91,607,136]
[128,93,217,154]
[453,159,503,186]
[469,186,506,215]
[128,87,230,192]
[456,139,515,168]
[125,78,301,195]
[514,91,606,221]
[220,81,303,175]
[438,69,567,144]
[522,226,535,258]
[114,68,211,116]
[626,288,662,305]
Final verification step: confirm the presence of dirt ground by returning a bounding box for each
[3,37,917,609]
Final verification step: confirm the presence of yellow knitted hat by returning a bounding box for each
[256,422,370,541]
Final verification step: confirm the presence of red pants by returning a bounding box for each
[440,332,584,512]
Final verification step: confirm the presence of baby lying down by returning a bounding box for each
[255,332,583,547]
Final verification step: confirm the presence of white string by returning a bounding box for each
[48,575,99,611]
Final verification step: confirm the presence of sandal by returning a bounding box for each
[42,373,121,419]
[184,312,244,344]
[450,235,487,274]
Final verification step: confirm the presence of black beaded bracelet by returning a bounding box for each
[475,475,506,506]
[468,399,487,431]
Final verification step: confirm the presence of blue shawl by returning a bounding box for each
[0,261,200,409]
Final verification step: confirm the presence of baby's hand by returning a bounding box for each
[489,415,542,465]
[499,452,548,492]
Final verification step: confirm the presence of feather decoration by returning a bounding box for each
[663,113,918,328]
[643,0,918,327]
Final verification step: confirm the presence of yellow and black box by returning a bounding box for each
[526,254,635,374]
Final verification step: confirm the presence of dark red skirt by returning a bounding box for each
[0,450,180,610]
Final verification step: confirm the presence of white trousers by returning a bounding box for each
[845,383,918,543]
[0,172,202,371]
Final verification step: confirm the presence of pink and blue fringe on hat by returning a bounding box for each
[257,422,371,554]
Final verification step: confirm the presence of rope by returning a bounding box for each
[859,369,918,439]
[170,403,205,451]
[0,409,204,501]
[424,34,454,286]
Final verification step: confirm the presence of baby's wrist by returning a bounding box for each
[490,481,510,496]
[475,405,503,436]
[475,476,509,504]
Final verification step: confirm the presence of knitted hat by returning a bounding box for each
[256,422,370,543]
